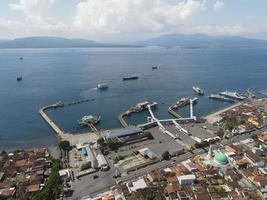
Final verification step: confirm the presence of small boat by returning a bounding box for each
[192,86,204,95]
[152,65,159,70]
[19,57,23,60]
[209,94,234,102]
[122,75,139,81]
[97,83,108,90]
[17,76,23,81]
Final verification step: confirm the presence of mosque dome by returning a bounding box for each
[214,153,227,164]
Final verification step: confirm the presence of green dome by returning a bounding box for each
[214,153,227,164]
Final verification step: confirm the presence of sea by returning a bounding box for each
[0,47,267,151]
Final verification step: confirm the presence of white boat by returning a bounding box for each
[219,91,246,100]
[192,86,204,95]
[97,83,108,89]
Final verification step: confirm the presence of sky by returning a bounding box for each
[0,0,267,42]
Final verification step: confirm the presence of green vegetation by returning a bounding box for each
[58,140,70,151]
[0,150,6,156]
[114,155,126,163]
[32,159,61,200]
[143,196,155,200]
[97,138,106,147]
[251,134,257,140]
[80,162,91,171]
[194,141,209,148]
[161,151,171,160]
[106,139,122,151]
[133,150,139,155]
[221,116,244,132]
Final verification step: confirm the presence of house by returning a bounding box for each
[244,150,265,168]
[178,174,196,185]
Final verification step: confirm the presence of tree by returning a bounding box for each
[143,196,155,200]
[106,139,121,151]
[80,162,91,171]
[161,151,171,160]
[97,138,106,147]
[32,159,61,200]
[58,140,70,151]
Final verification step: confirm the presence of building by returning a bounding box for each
[138,148,157,160]
[244,150,265,168]
[96,154,109,170]
[77,143,99,169]
[178,174,196,185]
[214,153,228,165]
[102,127,143,140]
[59,169,72,183]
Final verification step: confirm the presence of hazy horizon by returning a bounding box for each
[0,0,267,42]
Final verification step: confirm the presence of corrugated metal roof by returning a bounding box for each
[103,126,142,139]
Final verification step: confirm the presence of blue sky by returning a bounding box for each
[0,0,267,41]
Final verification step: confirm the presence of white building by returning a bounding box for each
[178,174,196,185]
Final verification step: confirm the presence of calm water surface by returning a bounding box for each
[0,47,266,151]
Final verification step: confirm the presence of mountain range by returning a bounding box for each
[0,34,266,48]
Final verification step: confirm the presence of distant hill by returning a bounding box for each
[1,34,266,49]
[0,36,142,49]
[136,34,267,48]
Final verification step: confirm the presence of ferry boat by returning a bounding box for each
[135,101,157,111]
[78,115,101,126]
[122,75,138,81]
[209,94,234,102]
[17,76,23,81]
[97,83,108,90]
[192,86,204,95]
[176,97,190,107]
[219,91,246,100]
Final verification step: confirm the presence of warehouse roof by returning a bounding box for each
[103,126,142,139]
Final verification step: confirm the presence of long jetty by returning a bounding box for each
[38,102,66,140]
[118,112,129,128]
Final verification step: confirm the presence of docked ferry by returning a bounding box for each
[219,91,246,100]
[209,94,235,102]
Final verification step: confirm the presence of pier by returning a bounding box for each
[118,112,129,128]
[118,102,157,128]
[38,102,66,140]
[39,101,100,145]
[168,97,197,119]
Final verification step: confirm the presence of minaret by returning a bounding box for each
[207,145,213,159]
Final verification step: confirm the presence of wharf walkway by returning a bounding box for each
[118,112,129,128]
[39,102,99,145]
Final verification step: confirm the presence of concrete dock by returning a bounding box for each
[39,102,100,145]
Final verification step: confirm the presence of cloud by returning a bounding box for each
[9,0,55,16]
[73,0,206,36]
[213,1,224,11]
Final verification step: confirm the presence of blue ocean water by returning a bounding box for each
[0,47,266,151]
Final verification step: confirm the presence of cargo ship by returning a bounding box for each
[209,94,235,102]
[219,91,246,100]
[192,86,204,95]
[122,75,138,81]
